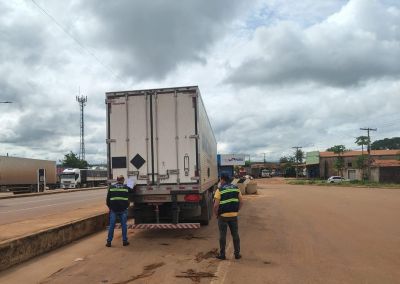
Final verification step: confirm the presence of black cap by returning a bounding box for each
[220,173,231,183]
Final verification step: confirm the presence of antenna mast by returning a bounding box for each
[76,93,88,160]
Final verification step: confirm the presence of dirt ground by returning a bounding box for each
[1,178,400,283]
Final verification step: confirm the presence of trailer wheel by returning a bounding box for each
[200,191,212,225]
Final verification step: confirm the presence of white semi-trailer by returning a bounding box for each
[60,168,108,189]
[0,156,57,193]
[106,86,218,228]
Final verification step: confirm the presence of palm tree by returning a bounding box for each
[355,136,370,155]
[355,136,370,180]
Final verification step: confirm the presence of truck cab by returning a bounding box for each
[60,168,80,189]
[261,169,271,178]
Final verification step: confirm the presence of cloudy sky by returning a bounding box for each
[0,0,399,163]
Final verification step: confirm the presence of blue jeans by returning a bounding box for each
[107,209,128,243]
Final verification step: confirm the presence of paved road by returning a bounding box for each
[0,188,107,225]
[1,180,400,283]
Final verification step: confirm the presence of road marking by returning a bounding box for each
[0,196,103,214]
[211,241,233,284]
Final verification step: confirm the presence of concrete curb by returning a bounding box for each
[0,186,107,200]
[0,212,108,272]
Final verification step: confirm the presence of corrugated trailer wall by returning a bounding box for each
[197,92,218,190]
[0,156,56,185]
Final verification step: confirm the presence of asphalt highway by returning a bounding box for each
[0,188,107,225]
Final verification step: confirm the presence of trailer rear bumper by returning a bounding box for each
[112,222,200,229]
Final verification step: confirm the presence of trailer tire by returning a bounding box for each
[200,191,212,225]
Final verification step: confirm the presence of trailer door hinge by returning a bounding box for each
[189,135,199,139]
[106,139,116,144]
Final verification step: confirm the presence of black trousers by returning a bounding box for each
[218,216,240,256]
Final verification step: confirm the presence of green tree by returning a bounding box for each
[280,156,295,164]
[295,149,304,164]
[61,151,89,168]
[355,136,370,154]
[329,145,346,176]
[355,155,368,180]
[326,145,347,152]
[371,137,400,150]
[280,156,296,177]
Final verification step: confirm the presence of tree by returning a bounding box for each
[355,136,370,153]
[329,145,346,176]
[280,156,295,164]
[295,149,304,164]
[61,151,89,168]
[355,155,368,180]
[279,156,296,177]
[371,137,400,150]
[326,145,347,152]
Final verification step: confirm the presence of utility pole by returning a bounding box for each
[292,146,302,178]
[76,94,88,161]
[360,128,377,181]
[262,153,266,169]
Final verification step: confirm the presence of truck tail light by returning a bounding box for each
[184,194,200,202]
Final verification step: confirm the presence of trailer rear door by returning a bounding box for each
[107,90,198,186]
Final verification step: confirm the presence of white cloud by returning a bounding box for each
[0,0,399,164]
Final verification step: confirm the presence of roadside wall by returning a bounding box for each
[0,213,108,272]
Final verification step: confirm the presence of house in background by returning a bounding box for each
[306,150,400,183]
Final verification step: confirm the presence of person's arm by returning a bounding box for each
[238,192,243,211]
[106,187,111,209]
[213,189,221,218]
[213,198,220,218]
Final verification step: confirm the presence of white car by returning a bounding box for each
[327,176,345,183]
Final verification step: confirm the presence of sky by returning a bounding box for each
[0,0,399,163]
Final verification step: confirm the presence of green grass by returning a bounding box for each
[286,179,400,188]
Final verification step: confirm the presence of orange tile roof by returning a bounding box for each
[320,150,400,158]
[372,159,400,167]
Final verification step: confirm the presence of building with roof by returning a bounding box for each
[305,150,400,183]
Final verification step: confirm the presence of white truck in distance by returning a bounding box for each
[60,168,108,189]
[106,86,218,229]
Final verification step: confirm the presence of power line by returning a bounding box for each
[31,0,121,80]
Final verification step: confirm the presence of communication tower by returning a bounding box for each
[76,95,88,160]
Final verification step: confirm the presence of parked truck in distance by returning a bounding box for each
[0,156,57,193]
[261,169,271,178]
[60,168,108,189]
[106,86,218,229]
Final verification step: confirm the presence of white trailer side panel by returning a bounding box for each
[197,95,218,190]
[0,156,57,185]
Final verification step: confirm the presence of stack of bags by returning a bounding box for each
[231,177,257,195]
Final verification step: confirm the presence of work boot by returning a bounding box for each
[106,242,111,247]
[235,254,242,260]
[123,241,130,246]
[216,254,226,260]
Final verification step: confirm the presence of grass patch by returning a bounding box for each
[286,179,400,188]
